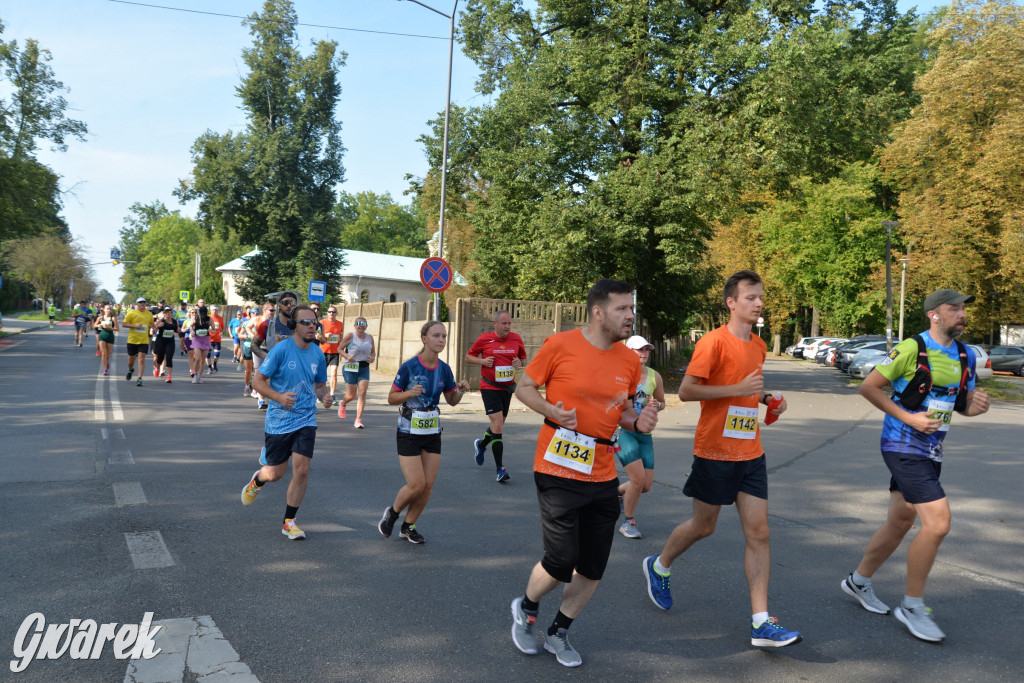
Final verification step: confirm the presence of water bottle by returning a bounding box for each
[764,392,783,425]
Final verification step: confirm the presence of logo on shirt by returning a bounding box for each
[880,348,900,367]
[310,363,318,374]
[287,361,296,369]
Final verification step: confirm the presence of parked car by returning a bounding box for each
[815,339,849,364]
[802,337,841,360]
[987,345,1024,375]
[839,341,892,373]
[791,336,824,359]
[967,344,992,381]
[849,349,889,379]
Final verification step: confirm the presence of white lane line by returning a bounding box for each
[109,450,135,465]
[94,374,106,422]
[115,428,125,439]
[124,531,174,569]
[124,615,260,683]
[113,482,147,506]
[101,427,109,440]
[109,381,125,421]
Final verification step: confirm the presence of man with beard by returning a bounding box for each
[839,289,989,643]
[509,279,658,667]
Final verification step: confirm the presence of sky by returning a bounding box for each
[1,0,944,298]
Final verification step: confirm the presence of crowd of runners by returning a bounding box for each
[67,272,991,667]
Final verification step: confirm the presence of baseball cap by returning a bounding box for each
[211,305,219,310]
[135,297,147,303]
[250,307,259,315]
[923,289,975,312]
[625,335,654,350]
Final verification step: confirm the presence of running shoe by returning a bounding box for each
[337,403,346,419]
[243,386,251,397]
[240,470,262,506]
[153,369,159,378]
[103,369,108,376]
[840,574,890,614]
[354,419,365,429]
[643,556,672,610]
[281,520,306,540]
[543,628,582,668]
[619,518,642,539]
[400,524,425,544]
[750,617,802,647]
[510,597,539,655]
[378,507,399,538]
[136,378,143,387]
[496,467,510,483]
[97,351,101,356]
[473,439,485,466]
[196,376,204,384]
[165,377,172,383]
[894,604,945,642]
[258,400,267,410]
[126,369,133,380]
[192,377,199,384]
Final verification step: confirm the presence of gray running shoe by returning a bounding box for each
[510,597,539,655]
[840,575,890,614]
[543,628,582,667]
[618,519,642,539]
[894,604,945,642]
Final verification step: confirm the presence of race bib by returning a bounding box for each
[926,396,954,433]
[328,334,340,344]
[543,427,596,475]
[409,409,440,435]
[723,406,759,439]
[162,330,175,338]
[494,365,514,382]
[196,329,209,337]
[343,361,359,372]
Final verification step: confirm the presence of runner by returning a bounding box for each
[253,292,299,410]
[467,310,527,482]
[72,301,91,347]
[179,307,194,372]
[839,288,990,643]
[47,302,56,327]
[642,270,800,649]
[189,305,213,383]
[123,297,154,387]
[240,304,334,540]
[151,308,180,383]
[228,310,245,366]
[615,335,666,539]
[250,302,277,409]
[94,305,119,375]
[378,321,470,544]
[206,305,225,373]
[509,279,658,668]
[93,302,103,356]
[338,316,375,428]
[317,305,344,401]
[239,307,260,398]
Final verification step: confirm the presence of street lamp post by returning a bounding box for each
[882,220,900,352]
[400,0,458,321]
[898,256,910,341]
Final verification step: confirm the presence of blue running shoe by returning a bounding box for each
[473,439,485,466]
[643,556,672,610]
[496,467,510,483]
[750,617,802,647]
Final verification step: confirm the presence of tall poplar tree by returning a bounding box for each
[178,0,347,301]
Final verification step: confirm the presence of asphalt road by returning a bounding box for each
[1,323,1021,682]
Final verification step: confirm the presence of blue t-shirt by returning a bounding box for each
[875,331,976,461]
[258,338,328,434]
[228,318,243,339]
[73,307,90,325]
[392,355,456,433]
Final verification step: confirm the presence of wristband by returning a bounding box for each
[633,418,641,433]
[762,392,771,406]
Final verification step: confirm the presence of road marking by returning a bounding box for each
[109,450,135,465]
[125,531,174,569]
[101,427,109,440]
[0,338,24,351]
[124,615,260,682]
[109,381,125,421]
[94,376,105,422]
[113,482,147,506]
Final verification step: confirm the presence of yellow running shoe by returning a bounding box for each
[282,519,306,540]
[241,470,262,506]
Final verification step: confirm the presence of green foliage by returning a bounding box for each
[336,191,428,257]
[177,0,347,302]
[5,230,94,305]
[118,200,171,295]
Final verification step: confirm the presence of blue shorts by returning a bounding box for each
[682,455,768,505]
[615,430,654,469]
[882,450,944,504]
[343,364,370,384]
[261,426,316,466]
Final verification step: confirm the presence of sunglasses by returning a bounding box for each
[279,300,296,306]
[327,310,337,313]
[295,319,317,327]
[356,322,367,327]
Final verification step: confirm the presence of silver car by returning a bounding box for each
[968,344,992,381]
[849,349,889,379]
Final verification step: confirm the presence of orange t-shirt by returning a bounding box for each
[686,325,767,461]
[527,329,641,482]
[319,319,344,353]
[208,315,225,342]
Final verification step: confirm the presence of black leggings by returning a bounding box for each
[153,340,176,368]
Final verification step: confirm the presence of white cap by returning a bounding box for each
[625,335,654,350]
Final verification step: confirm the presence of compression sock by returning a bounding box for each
[491,436,504,468]
[480,429,494,449]
[548,611,574,636]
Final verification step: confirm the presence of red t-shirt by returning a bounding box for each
[526,329,641,483]
[468,331,527,390]
[319,319,344,353]
[208,315,225,342]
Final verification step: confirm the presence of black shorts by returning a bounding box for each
[126,342,149,356]
[481,388,514,417]
[262,426,317,466]
[535,472,620,583]
[882,451,945,504]
[396,431,442,456]
[324,353,339,367]
[683,455,768,505]
[209,342,221,351]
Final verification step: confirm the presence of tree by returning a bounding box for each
[118,200,171,295]
[5,230,95,306]
[336,191,428,257]
[178,0,347,302]
[880,0,1024,327]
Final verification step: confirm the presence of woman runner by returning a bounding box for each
[94,304,119,375]
[337,316,376,428]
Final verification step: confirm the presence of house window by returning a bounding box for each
[360,290,369,303]
[389,293,397,303]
